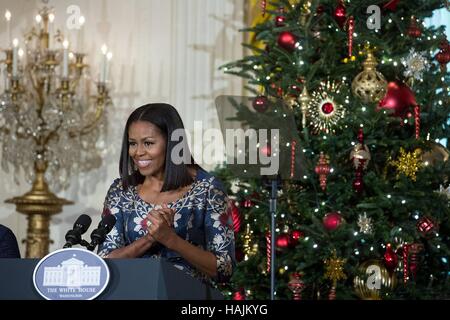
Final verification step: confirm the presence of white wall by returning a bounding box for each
[0,0,244,256]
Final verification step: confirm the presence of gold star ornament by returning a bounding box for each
[390,147,422,181]
[324,250,347,282]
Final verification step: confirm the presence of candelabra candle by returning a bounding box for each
[12,39,18,77]
[5,10,12,47]
[100,44,108,83]
[77,16,85,52]
[105,52,113,82]
[62,40,69,78]
[48,13,54,48]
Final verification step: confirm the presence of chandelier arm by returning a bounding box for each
[70,75,82,91]
[42,122,63,147]
[26,64,41,98]
[78,103,106,136]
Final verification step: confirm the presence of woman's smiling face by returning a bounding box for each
[128,120,166,179]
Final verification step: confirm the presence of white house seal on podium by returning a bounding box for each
[33,248,110,300]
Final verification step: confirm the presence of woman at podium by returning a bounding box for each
[97,103,235,284]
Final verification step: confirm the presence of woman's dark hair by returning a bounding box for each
[119,103,198,191]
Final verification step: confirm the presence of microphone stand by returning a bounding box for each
[264,175,280,300]
[269,178,278,301]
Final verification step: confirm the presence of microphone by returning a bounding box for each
[63,214,92,248]
[87,215,116,251]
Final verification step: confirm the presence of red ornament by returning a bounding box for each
[417,216,437,237]
[276,233,291,248]
[347,16,354,57]
[266,231,271,272]
[277,31,298,52]
[289,84,302,93]
[290,140,297,179]
[276,86,284,97]
[260,0,267,17]
[316,5,325,15]
[407,17,422,38]
[436,51,450,65]
[315,152,331,191]
[383,0,400,11]
[229,201,242,233]
[384,243,398,272]
[409,243,423,280]
[260,145,272,157]
[414,105,420,139]
[290,230,304,247]
[253,95,270,113]
[288,273,305,300]
[243,198,253,208]
[242,192,259,208]
[353,170,364,193]
[435,43,450,71]
[323,212,343,231]
[275,16,286,27]
[333,0,347,28]
[378,81,417,118]
[321,102,335,114]
[439,39,450,51]
[232,289,246,300]
[403,243,409,283]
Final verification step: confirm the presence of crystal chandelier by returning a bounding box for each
[0,4,112,258]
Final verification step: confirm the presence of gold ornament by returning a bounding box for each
[251,243,259,255]
[324,250,346,300]
[242,223,253,259]
[351,51,387,103]
[353,259,397,300]
[342,55,356,63]
[324,250,347,282]
[308,81,345,134]
[298,87,311,129]
[284,94,299,109]
[419,142,449,167]
[390,147,422,181]
[299,1,312,26]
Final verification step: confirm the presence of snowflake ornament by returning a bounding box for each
[401,49,430,80]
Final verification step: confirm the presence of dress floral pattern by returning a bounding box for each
[97,170,236,283]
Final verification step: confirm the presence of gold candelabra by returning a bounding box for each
[0,5,112,258]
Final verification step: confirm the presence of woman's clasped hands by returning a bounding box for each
[143,203,176,246]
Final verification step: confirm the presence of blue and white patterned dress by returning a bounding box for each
[97,169,236,283]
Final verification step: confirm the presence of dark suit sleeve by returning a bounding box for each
[0,226,21,258]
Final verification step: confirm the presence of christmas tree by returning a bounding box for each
[218,0,450,299]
